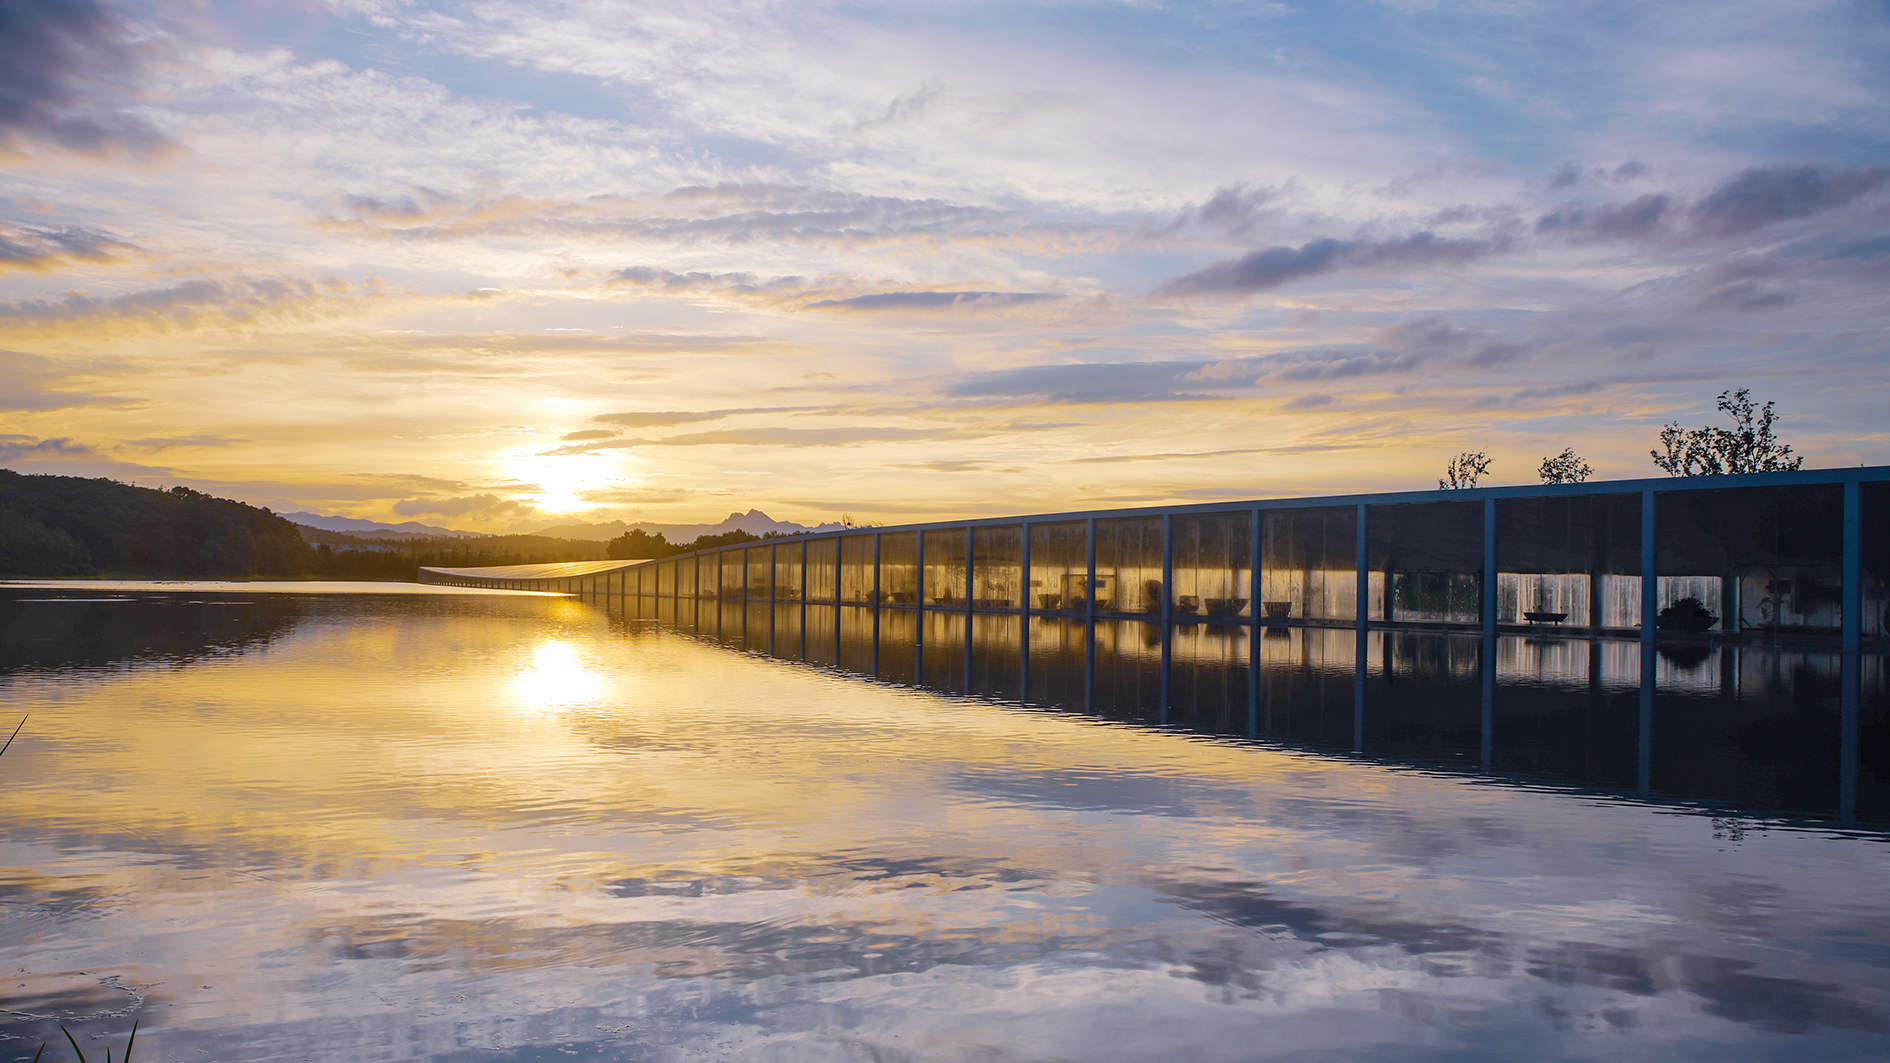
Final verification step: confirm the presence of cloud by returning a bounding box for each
[1284,393,1334,409]
[590,406,817,428]
[538,426,944,456]
[1155,233,1496,296]
[807,291,1061,311]
[0,276,368,330]
[559,429,618,441]
[0,435,96,462]
[1534,194,1672,240]
[0,347,126,410]
[947,359,1264,404]
[392,493,536,519]
[125,434,248,450]
[1690,165,1889,239]
[0,220,135,272]
[0,0,174,157]
[329,184,1048,251]
[1375,315,1530,368]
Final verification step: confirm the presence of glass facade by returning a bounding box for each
[922,528,966,606]
[971,525,1023,609]
[805,538,837,603]
[1172,512,1251,619]
[1095,516,1161,615]
[1368,501,1483,624]
[1496,493,1640,629]
[1260,507,1357,623]
[1657,484,1844,636]
[879,532,918,605]
[1028,521,1087,612]
[420,467,1890,824]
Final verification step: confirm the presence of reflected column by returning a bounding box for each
[1842,479,1861,822]
[1482,497,1497,771]
[1354,502,1368,752]
[1639,488,1657,796]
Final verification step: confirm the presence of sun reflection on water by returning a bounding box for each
[512,639,606,711]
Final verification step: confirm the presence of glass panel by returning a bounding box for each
[773,602,801,658]
[804,603,837,666]
[745,545,773,601]
[1026,615,1087,709]
[1492,636,1641,787]
[968,614,1022,698]
[1260,507,1357,623]
[1863,654,1890,821]
[774,542,802,603]
[923,528,967,606]
[1368,501,1483,624]
[922,610,967,692]
[805,538,838,603]
[1363,631,1482,760]
[971,525,1023,609]
[656,560,675,598]
[1496,494,1641,629]
[1091,618,1161,720]
[678,556,697,600]
[839,535,875,604]
[718,550,743,601]
[1656,484,1843,635]
[1172,512,1251,619]
[1257,625,1358,747]
[1096,516,1161,614]
[838,606,875,675]
[1169,623,1249,735]
[1867,482,1890,641]
[878,532,918,605]
[1651,645,1842,814]
[743,602,771,653]
[877,608,918,682]
[1028,521,1088,612]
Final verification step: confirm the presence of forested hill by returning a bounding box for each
[0,470,312,578]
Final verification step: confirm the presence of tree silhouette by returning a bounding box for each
[1538,448,1592,484]
[1652,389,1804,476]
[1439,451,1492,490]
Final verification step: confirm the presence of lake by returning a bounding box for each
[2,584,1888,1062]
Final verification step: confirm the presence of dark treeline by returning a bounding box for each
[1,470,310,577]
[603,527,780,559]
[0,470,797,580]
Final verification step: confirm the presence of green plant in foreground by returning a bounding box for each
[34,1021,138,1063]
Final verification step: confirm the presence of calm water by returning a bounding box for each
[2,585,1889,1062]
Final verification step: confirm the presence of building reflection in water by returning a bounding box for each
[605,590,1889,827]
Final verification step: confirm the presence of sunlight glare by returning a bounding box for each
[512,639,606,712]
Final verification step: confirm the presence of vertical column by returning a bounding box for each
[965,525,975,691]
[1160,512,1174,724]
[799,540,808,663]
[1481,498,1497,771]
[871,533,882,677]
[1020,521,1032,705]
[1639,488,1657,797]
[1842,479,1861,822]
[913,530,925,680]
[1354,503,1369,752]
[1085,517,1097,714]
[1249,507,1262,738]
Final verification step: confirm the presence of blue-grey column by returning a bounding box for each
[965,525,975,691]
[1482,497,1497,771]
[871,533,882,677]
[1639,488,1657,797]
[1020,521,1032,705]
[1842,479,1861,822]
[1085,517,1097,714]
[1354,503,1369,752]
[1160,512,1173,724]
[913,528,926,680]
[1249,507,1262,738]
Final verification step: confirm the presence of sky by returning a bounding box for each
[1,0,1886,532]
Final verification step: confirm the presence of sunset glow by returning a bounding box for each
[2,0,1885,532]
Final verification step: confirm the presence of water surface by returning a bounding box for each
[2,586,1888,1061]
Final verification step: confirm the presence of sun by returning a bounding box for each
[504,452,613,515]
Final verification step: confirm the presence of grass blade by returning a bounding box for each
[60,1026,86,1063]
[123,1020,137,1063]
[0,715,24,758]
